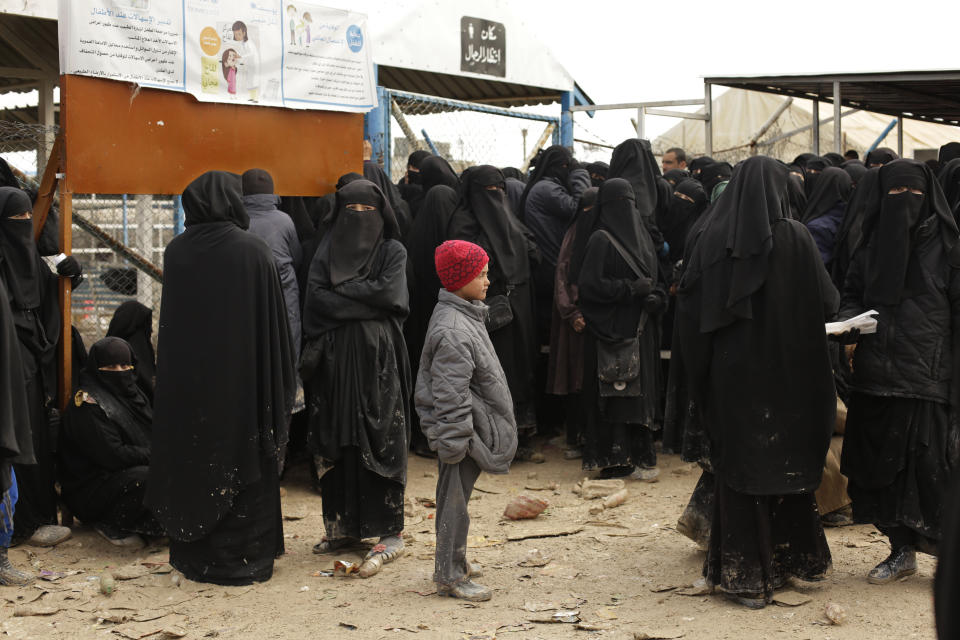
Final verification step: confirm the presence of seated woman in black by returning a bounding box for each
[60,337,162,547]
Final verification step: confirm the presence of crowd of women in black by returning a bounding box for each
[2,141,960,634]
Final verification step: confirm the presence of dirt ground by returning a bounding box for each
[0,441,940,640]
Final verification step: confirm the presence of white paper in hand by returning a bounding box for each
[825,310,879,336]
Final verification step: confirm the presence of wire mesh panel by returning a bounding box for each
[0,120,58,181]
[388,90,560,180]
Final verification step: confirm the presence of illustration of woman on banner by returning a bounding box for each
[232,21,261,103]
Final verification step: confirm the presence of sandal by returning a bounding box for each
[312,537,356,555]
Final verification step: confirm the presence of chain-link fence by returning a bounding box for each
[1,121,171,352]
[387,90,560,180]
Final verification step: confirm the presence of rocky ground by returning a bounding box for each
[0,441,939,639]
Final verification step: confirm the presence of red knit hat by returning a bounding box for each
[435,240,489,292]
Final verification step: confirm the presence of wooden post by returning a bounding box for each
[57,76,72,411]
[32,134,62,242]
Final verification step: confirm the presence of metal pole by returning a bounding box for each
[897,116,904,156]
[420,129,440,156]
[636,107,645,139]
[135,195,154,309]
[172,195,185,235]
[749,97,794,155]
[704,82,713,157]
[122,193,129,244]
[812,99,820,155]
[560,90,574,149]
[37,77,55,176]
[833,81,842,155]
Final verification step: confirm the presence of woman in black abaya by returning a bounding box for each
[404,158,460,457]
[60,337,161,546]
[802,167,853,267]
[839,159,960,584]
[0,187,71,547]
[447,166,539,447]
[106,301,156,403]
[677,156,839,608]
[302,180,411,567]
[146,171,295,585]
[578,178,666,480]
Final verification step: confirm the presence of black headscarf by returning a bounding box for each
[363,160,410,235]
[865,147,899,168]
[419,156,460,193]
[661,178,708,261]
[82,337,152,427]
[608,139,662,217]
[182,171,248,229]
[0,187,42,310]
[593,178,656,275]
[518,145,573,222]
[938,158,960,218]
[803,157,831,197]
[862,159,959,306]
[663,169,691,187]
[567,187,601,286]
[0,158,19,189]
[501,167,526,183]
[823,152,845,167]
[792,153,818,169]
[802,167,852,224]
[681,156,790,333]
[585,161,609,187]
[699,162,733,196]
[406,150,432,184]
[147,170,295,540]
[325,180,400,287]
[786,164,807,219]
[688,156,715,179]
[841,159,868,186]
[939,142,960,165]
[106,301,156,402]
[451,165,531,284]
[831,167,881,287]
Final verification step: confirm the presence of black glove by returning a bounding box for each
[69,273,85,290]
[56,255,83,278]
[627,277,652,298]
[828,327,860,345]
[643,292,667,315]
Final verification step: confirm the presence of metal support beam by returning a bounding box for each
[704,83,713,157]
[389,97,423,151]
[521,123,556,173]
[812,100,820,155]
[560,90,574,149]
[569,98,703,112]
[643,108,708,120]
[0,21,57,74]
[758,109,858,148]
[37,76,55,176]
[749,98,793,155]
[833,80,842,155]
[897,116,904,156]
[636,107,645,139]
[0,66,51,79]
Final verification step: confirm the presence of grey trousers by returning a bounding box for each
[434,456,481,586]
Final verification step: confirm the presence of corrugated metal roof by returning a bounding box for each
[706,71,960,126]
[0,13,59,94]
[378,65,563,108]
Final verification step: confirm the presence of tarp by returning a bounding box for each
[652,88,960,162]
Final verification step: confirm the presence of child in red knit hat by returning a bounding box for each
[414,240,518,602]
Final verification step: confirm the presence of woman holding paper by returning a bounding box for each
[677,156,839,609]
[839,159,960,585]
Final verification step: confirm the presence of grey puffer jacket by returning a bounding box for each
[415,289,518,473]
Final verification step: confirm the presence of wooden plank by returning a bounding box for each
[32,133,61,242]
[57,190,72,411]
[62,75,363,196]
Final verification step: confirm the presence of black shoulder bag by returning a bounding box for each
[594,231,650,398]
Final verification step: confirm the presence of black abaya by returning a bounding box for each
[106,301,156,403]
[146,172,295,584]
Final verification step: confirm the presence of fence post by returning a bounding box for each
[363,72,391,173]
[560,90,574,149]
[172,195,185,235]
[135,195,154,309]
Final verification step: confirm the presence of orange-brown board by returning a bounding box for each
[61,75,362,196]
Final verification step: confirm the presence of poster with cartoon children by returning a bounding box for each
[185,0,282,106]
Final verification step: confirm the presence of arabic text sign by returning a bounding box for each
[460,16,505,78]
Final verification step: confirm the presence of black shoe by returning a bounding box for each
[598,465,633,479]
[867,546,917,584]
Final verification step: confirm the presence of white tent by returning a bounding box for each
[652,88,960,163]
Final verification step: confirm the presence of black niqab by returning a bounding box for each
[699,162,733,196]
[681,156,789,332]
[802,167,852,224]
[406,150,432,183]
[107,301,156,401]
[841,159,867,186]
[585,161,609,187]
[663,169,691,186]
[608,139,662,217]
[0,187,41,310]
[419,156,460,193]
[518,145,573,221]
[689,156,715,178]
[83,337,152,426]
[786,165,807,219]
[661,178,707,260]
[502,167,526,183]
[823,152,845,167]
[595,178,656,275]
[865,147,899,167]
[940,142,960,165]
[450,165,531,284]
[863,159,959,306]
[327,181,399,286]
[567,187,600,285]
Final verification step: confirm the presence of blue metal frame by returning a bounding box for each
[173,195,185,236]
